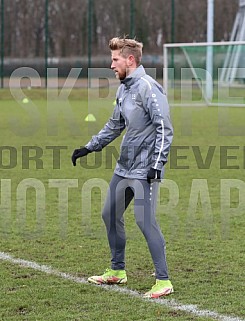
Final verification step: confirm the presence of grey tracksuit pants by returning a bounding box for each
[102,174,169,280]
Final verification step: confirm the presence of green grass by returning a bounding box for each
[0,89,245,320]
[1,262,215,321]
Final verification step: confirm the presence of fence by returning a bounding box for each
[0,0,136,88]
[0,0,179,88]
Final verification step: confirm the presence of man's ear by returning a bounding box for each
[127,54,135,66]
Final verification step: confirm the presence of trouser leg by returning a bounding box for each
[102,174,133,270]
[131,179,169,280]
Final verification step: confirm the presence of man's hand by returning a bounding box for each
[147,168,161,183]
[71,147,91,166]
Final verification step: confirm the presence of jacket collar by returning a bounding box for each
[121,65,146,88]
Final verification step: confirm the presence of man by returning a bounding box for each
[72,37,174,298]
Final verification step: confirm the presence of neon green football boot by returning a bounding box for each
[88,268,127,285]
[144,279,174,298]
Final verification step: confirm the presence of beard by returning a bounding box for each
[115,70,127,80]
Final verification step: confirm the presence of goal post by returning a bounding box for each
[163,41,245,107]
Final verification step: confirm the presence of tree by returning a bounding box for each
[2,0,239,58]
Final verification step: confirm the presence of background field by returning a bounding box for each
[0,88,245,321]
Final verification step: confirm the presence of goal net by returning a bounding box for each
[163,41,245,107]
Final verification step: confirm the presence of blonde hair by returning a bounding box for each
[109,37,143,66]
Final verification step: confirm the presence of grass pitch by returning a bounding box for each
[0,88,245,320]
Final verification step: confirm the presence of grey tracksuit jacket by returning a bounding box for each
[86,65,173,180]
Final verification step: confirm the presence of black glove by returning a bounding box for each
[147,168,161,183]
[71,147,91,166]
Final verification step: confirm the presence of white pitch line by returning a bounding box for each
[0,251,244,321]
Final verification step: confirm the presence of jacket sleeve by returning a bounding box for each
[85,101,125,152]
[143,80,173,170]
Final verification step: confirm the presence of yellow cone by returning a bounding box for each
[22,98,29,104]
[85,114,96,122]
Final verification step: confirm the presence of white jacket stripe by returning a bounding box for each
[140,77,152,90]
[154,119,165,169]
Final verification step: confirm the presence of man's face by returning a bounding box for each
[111,50,128,80]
